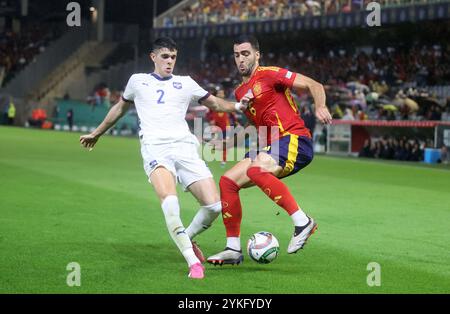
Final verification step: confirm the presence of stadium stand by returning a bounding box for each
[0,22,62,87]
[1,0,449,162]
[158,0,446,27]
[176,42,450,87]
[171,38,450,124]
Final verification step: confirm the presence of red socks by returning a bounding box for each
[219,167,299,238]
[222,147,227,162]
[246,166,299,215]
[219,176,242,237]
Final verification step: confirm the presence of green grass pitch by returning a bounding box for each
[1,126,449,293]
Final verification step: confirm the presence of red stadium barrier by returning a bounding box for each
[331,120,450,128]
[327,120,450,155]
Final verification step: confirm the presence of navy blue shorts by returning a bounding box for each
[245,134,314,178]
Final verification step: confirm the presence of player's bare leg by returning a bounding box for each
[150,167,178,202]
[150,167,204,278]
[221,137,228,168]
[185,177,222,263]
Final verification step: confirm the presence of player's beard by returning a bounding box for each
[240,61,255,77]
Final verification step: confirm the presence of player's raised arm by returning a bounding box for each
[201,93,252,113]
[292,73,332,125]
[79,98,132,150]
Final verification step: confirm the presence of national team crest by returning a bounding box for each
[173,82,182,89]
[253,82,262,96]
[149,160,158,170]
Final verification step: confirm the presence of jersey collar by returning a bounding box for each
[151,73,173,81]
[242,66,259,85]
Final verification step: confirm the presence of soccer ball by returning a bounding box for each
[247,231,280,264]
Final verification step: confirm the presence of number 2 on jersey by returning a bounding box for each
[156,90,165,104]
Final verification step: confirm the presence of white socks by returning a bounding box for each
[290,208,309,226]
[161,195,199,266]
[186,201,222,239]
[226,237,241,251]
[222,209,308,252]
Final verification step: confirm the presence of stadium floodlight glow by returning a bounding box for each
[89,7,96,12]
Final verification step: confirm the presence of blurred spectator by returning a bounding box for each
[301,105,316,137]
[93,83,111,108]
[342,108,355,120]
[205,84,237,167]
[358,138,374,158]
[386,110,396,121]
[357,109,368,120]
[427,105,442,120]
[360,136,425,162]
[438,146,449,164]
[28,108,47,128]
[319,127,327,150]
[67,109,74,131]
[410,141,422,161]
[7,97,15,125]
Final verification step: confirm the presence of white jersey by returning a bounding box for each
[122,73,209,144]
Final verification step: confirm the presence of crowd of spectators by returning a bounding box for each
[268,45,449,87]
[176,42,450,122]
[163,0,437,27]
[328,85,450,121]
[180,44,449,89]
[85,83,113,109]
[358,136,428,161]
[0,22,58,87]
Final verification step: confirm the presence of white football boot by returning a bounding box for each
[287,217,318,254]
[207,247,244,266]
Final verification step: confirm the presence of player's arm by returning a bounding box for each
[292,74,332,125]
[79,98,132,149]
[201,94,251,113]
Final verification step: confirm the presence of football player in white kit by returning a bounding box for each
[80,37,249,279]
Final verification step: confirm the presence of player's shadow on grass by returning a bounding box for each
[117,242,181,260]
[81,242,183,266]
[206,263,280,273]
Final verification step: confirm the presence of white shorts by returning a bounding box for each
[140,140,213,190]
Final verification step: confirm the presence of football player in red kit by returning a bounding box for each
[207,35,332,265]
[206,86,237,168]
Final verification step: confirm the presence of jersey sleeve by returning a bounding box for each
[188,77,210,104]
[122,75,136,102]
[268,67,297,89]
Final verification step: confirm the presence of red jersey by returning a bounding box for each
[235,66,311,144]
[206,111,233,131]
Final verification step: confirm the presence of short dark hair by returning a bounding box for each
[233,34,260,51]
[151,37,178,53]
